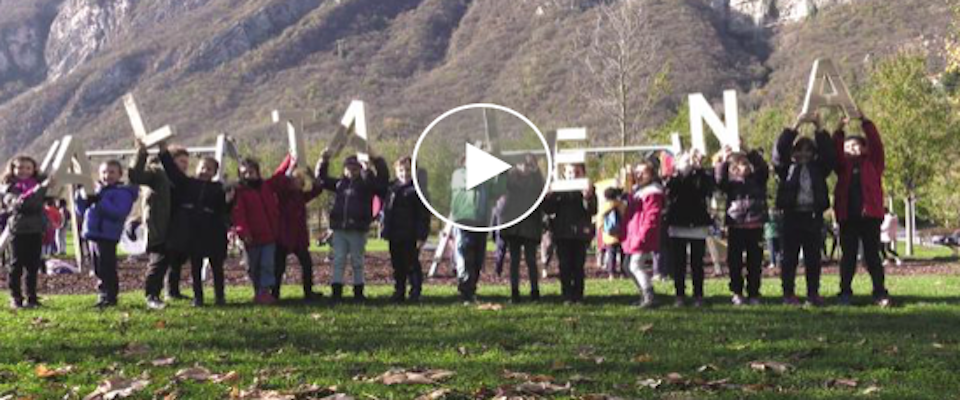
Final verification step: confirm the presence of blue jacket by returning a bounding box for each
[77,184,139,242]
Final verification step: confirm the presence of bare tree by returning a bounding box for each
[580,0,671,166]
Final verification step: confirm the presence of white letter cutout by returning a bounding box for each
[45,136,94,197]
[802,58,860,118]
[688,90,740,153]
[551,128,590,192]
[271,110,315,167]
[123,94,175,148]
[329,100,371,162]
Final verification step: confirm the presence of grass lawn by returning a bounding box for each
[2,276,960,399]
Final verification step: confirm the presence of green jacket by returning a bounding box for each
[449,167,505,225]
[128,149,172,250]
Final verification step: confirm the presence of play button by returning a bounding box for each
[465,143,512,190]
[412,104,553,232]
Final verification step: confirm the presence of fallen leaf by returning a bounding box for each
[696,364,719,373]
[214,371,240,384]
[154,320,167,330]
[665,372,685,384]
[371,368,455,385]
[415,388,452,400]
[639,323,654,333]
[579,395,626,400]
[83,377,149,400]
[633,354,654,363]
[861,385,881,395]
[477,303,503,311]
[151,357,177,367]
[515,381,571,395]
[637,378,662,389]
[551,360,570,371]
[932,343,945,349]
[320,395,354,400]
[748,361,794,374]
[825,378,859,388]
[35,364,74,379]
[123,343,151,357]
[310,313,323,321]
[175,367,212,382]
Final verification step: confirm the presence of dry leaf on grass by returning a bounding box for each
[579,395,627,400]
[370,368,455,385]
[476,303,503,311]
[35,364,74,379]
[825,378,859,388]
[633,354,654,363]
[862,385,881,395]
[514,381,572,395]
[665,372,685,384]
[748,361,794,374]
[83,377,149,400]
[174,367,238,383]
[637,378,663,389]
[696,364,719,372]
[639,323,654,333]
[122,343,151,357]
[415,388,453,400]
[151,357,177,367]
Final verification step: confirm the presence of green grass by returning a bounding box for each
[3,276,960,399]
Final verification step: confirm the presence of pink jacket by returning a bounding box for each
[622,183,664,255]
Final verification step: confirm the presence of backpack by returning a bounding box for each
[603,208,622,236]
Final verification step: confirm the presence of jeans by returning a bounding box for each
[89,240,119,302]
[628,252,655,296]
[8,234,42,302]
[389,240,423,298]
[245,243,277,293]
[507,237,539,298]
[273,245,315,298]
[727,228,763,297]
[781,212,823,297]
[556,239,588,301]
[145,247,186,298]
[671,238,706,298]
[332,230,367,285]
[454,228,487,299]
[839,218,888,298]
[191,254,225,302]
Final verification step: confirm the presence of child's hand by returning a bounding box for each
[320,148,332,161]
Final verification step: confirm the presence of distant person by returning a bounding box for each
[542,163,596,304]
[763,210,782,270]
[160,146,229,307]
[598,187,625,281]
[880,208,902,266]
[715,146,769,306]
[42,199,63,256]
[772,113,836,307]
[317,149,389,303]
[76,160,139,308]
[55,199,69,255]
[271,153,324,302]
[500,155,545,303]
[623,161,664,308]
[665,150,714,308]
[833,115,892,307]
[382,156,431,303]
[1,155,51,309]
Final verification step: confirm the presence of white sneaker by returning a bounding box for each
[146,296,165,310]
[731,295,746,306]
[895,258,903,266]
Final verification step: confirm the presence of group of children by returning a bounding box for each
[1,112,895,310]
[593,113,893,307]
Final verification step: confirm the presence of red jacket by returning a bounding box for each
[833,119,885,222]
[622,183,664,255]
[273,155,322,252]
[232,175,281,246]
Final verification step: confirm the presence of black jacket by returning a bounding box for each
[500,170,545,241]
[381,179,431,242]
[665,168,714,228]
[772,128,836,213]
[542,189,597,241]
[716,150,769,228]
[0,179,48,235]
[318,157,389,231]
[160,151,229,257]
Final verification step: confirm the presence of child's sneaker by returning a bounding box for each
[731,295,746,306]
[9,298,23,310]
[876,297,893,308]
[805,295,825,308]
[895,258,903,266]
[692,297,704,308]
[837,294,852,307]
[674,296,686,308]
[146,296,165,310]
[639,290,656,308]
[783,296,801,306]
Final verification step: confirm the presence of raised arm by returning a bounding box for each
[862,118,885,173]
[747,150,769,186]
[772,128,797,180]
[159,150,190,188]
[814,129,837,173]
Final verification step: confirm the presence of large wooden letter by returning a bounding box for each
[330,100,371,161]
[214,134,242,182]
[551,128,590,192]
[46,136,94,197]
[123,94,175,148]
[271,110,316,166]
[689,90,740,153]
[802,58,860,117]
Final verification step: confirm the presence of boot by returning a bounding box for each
[353,285,367,303]
[331,284,344,303]
[640,289,656,308]
[408,276,423,302]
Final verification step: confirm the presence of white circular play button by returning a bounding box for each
[412,104,553,233]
